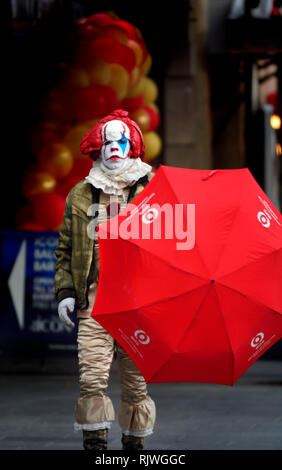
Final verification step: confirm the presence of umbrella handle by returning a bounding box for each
[202,170,218,181]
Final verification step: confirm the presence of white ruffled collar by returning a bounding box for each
[84,157,152,196]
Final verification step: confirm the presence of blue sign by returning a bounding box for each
[0,230,77,352]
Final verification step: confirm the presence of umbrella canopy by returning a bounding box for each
[92,166,282,385]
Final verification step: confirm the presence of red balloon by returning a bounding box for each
[114,23,148,65]
[74,23,102,41]
[30,125,59,157]
[57,175,82,197]
[15,205,34,228]
[76,13,115,27]
[99,24,129,44]
[137,36,149,65]
[68,157,93,179]
[144,104,160,131]
[90,37,136,71]
[71,85,120,123]
[267,92,278,107]
[33,192,66,230]
[115,20,138,40]
[18,222,45,231]
[121,94,144,113]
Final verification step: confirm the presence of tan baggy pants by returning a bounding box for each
[74,317,156,437]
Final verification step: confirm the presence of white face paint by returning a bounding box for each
[100,120,131,170]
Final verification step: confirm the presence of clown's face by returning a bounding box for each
[100,119,131,170]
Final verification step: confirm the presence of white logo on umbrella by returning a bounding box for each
[134,330,150,344]
[142,208,159,224]
[251,332,264,348]
[257,211,270,228]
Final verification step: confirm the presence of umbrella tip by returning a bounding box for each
[202,170,218,181]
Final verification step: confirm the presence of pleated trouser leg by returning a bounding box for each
[117,343,156,437]
[74,317,156,437]
[74,317,115,431]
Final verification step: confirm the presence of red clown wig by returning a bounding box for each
[80,109,145,160]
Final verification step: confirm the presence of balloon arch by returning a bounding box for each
[17,12,162,232]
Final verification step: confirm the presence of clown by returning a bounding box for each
[99,120,132,170]
[54,110,156,451]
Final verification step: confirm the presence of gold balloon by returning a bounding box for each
[129,67,141,87]
[60,66,90,89]
[131,108,150,133]
[87,58,112,86]
[22,168,57,202]
[108,64,129,100]
[143,77,158,105]
[83,118,99,128]
[63,123,90,159]
[127,39,143,66]
[38,142,74,179]
[141,54,152,76]
[143,132,162,160]
[126,76,146,98]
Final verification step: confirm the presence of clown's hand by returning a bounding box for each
[58,297,75,329]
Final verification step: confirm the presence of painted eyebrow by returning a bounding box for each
[104,133,127,144]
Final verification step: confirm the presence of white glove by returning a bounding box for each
[58,297,75,329]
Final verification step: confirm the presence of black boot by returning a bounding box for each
[83,429,108,451]
[121,434,144,451]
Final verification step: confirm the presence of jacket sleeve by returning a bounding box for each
[54,191,76,304]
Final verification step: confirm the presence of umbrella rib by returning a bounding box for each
[216,278,282,318]
[114,234,209,281]
[97,236,209,315]
[214,285,235,384]
[217,246,282,290]
[161,168,212,278]
[147,284,211,383]
[160,165,181,205]
[213,172,249,277]
[99,282,209,316]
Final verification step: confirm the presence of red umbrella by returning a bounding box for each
[92,166,282,385]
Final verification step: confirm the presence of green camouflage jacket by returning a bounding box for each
[54,171,154,310]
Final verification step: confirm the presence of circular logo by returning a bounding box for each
[257,211,270,228]
[251,332,264,348]
[142,208,159,224]
[134,330,150,345]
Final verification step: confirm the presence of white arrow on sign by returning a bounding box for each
[8,239,27,329]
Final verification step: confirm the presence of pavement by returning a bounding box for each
[0,353,282,451]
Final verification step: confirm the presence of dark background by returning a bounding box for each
[2,0,190,230]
